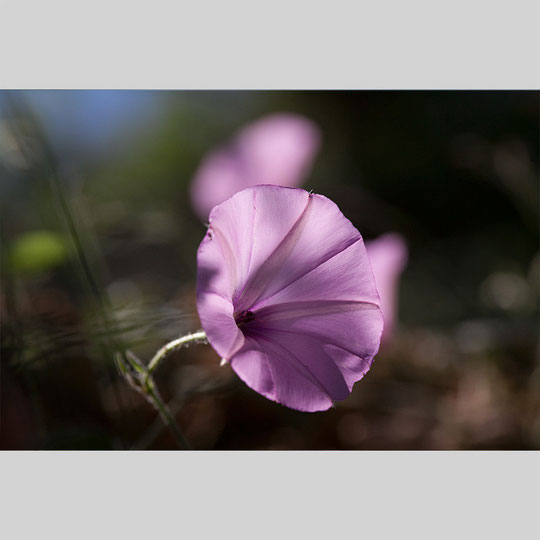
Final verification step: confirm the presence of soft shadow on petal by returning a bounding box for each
[234,299,383,410]
[255,308,384,368]
[228,336,276,401]
[197,231,244,359]
[234,189,313,311]
[322,343,375,390]
[207,191,257,294]
[232,332,334,412]
[197,230,236,299]
[247,194,375,310]
[254,299,379,323]
[208,185,312,306]
[257,328,351,401]
[254,237,379,309]
[197,292,244,360]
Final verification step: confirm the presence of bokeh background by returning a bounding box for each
[1,90,538,450]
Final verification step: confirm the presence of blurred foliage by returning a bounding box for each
[9,230,68,275]
[0,90,538,450]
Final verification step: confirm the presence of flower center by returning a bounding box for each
[234,309,255,327]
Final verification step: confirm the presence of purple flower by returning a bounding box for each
[196,185,383,412]
[365,234,408,341]
[190,113,321,221]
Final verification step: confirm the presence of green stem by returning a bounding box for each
[144,376,192,450]
[117,331,208,450]
[147,330,207,374]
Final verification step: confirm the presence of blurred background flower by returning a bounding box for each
[190,113,321,220]
[365,233,408,341]
[0,90,538,450]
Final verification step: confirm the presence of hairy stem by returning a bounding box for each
[147,330,207,374]
[117,331,208,450]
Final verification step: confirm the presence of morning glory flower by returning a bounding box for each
[365,233,408,341]
[190,113,321,220]
[196,185,383,412]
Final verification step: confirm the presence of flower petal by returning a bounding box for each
[253,235,379,308]
[228,336,275,400]
[243,193,375,311]
[256,328,351,399]
[233,187,313,311]
[209,185,312,310]
[251,305,384,377]
[197,228,245,359]
[197,291,244,360]
[196,185,384,412]
[230,333,334,412]
[233,300,383,411]
[254,299,379,323]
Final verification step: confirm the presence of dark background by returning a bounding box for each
[1,90,538,450]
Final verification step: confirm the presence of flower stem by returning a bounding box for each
[116,331,208,450]
[143,376,192,450]
[147,330,207,374]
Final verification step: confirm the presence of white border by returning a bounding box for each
[0,0,539,89]
[1,2,539,539]
[1,452,539,539]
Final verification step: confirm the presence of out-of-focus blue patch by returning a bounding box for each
[22,90,164,162]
